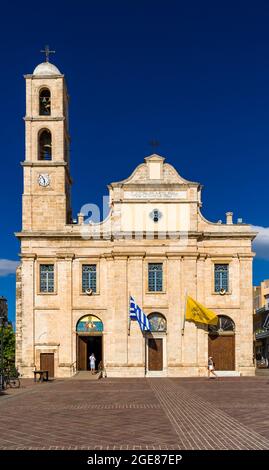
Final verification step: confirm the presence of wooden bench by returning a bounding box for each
[34,370,49,382]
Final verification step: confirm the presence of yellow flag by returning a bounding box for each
[185,296,218,326]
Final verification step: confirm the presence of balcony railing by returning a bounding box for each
[255,328,269,339]
[255,306,269,315]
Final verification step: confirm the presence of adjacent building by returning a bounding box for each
[253,280,269,367]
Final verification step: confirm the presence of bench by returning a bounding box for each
[34,370,49,382]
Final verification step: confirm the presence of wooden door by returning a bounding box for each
[148,338,163,371]
[208,335,235,370]
[40,353,54,378]
[78,336,88,370]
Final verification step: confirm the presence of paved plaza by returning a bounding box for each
[0,377,269,450]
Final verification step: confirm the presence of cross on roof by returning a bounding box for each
[149,139,160,151]
[40,45,55,63]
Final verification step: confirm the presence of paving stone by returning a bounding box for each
[0,377,268,450]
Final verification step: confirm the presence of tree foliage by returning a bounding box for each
[0,323,15,368]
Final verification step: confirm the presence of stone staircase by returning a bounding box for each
[71,371,102,380]
[215,371,241,377]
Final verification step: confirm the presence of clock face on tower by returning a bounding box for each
[38,174,50,187]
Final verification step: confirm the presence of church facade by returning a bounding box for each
[16,60,256,378]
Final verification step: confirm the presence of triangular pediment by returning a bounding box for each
[144,154,165,162]
[109,154,199,188]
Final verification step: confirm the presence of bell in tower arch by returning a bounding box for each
[39,129,52,160]
[39,88,51,116]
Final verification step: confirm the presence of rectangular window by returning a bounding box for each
[82,264,97,293]
[214,264,229,292]
[148,263,163,292]
[40,264,54,293]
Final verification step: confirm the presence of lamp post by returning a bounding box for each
[0,296,8,390]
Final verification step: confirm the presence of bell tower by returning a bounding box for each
[22,48,72,231]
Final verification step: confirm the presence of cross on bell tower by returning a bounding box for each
[40,45,55,62]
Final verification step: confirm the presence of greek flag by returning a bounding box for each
[129,296,151,332]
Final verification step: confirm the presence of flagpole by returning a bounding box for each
[181,290,187,336]
[128,292,131,336]
[144,331,147,377]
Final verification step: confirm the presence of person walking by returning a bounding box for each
[208,356,218,379]
[89,353,96,374]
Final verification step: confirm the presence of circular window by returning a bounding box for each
[208,315,235,335]
[150,209,162,223]
[148,312,167,332]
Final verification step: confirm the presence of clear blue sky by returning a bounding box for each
[1,0,269,323]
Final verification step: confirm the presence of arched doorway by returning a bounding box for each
[208,315,235,370]
[147,313,167,372]
[76,315,103,371]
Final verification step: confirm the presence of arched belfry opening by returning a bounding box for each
[38,129,52,160]
[39,88,51,115]
[76,315,103,371]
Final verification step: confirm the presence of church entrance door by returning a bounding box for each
[76,315,104,372]
[148,338,163,371]
[77,335,102,371]
[208,334,235,370]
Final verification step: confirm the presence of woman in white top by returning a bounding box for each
[89,353,96,374]
[208,356,218,378]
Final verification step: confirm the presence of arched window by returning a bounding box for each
[148,312,167,332]
[39,88,51,115]
[39,130,52,160]
[208,315,235,335]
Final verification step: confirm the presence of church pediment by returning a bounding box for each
[109,154,199,190]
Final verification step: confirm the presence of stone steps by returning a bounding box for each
[71,371,102,380]
[214,371,241,377]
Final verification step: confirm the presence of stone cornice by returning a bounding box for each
[21,161,68,167]
[24,74,64,79]
[75,254,102,259]
[165,252,182,259]
[127,252,146,259]
[117,199,196,204]
[101,253,113,260]
[200,231,256,240]
[238,253,256,259]
[56,252,75,260]
[24,116,65,122]
[110,183,197,190]
[206,254,237,259]
[35,307,60,311]
[19,253,37,259]
[111,252,129,260]
[15,230,255,241]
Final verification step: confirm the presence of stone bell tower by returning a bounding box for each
[22,48,72,231]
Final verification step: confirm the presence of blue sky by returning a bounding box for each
[0,0,269,323]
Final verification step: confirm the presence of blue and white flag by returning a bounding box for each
[129,296,151,332]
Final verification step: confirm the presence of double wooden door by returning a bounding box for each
[77,335,102,370]
[208,335,235,370]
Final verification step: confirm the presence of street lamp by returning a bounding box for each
[0,296,8,390]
